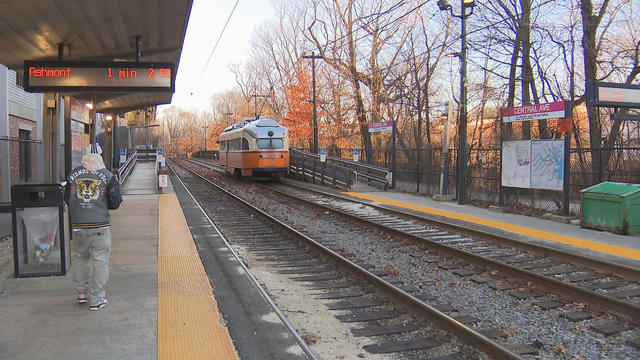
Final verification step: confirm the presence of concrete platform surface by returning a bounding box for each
[0,195,158,360]
[341,189,640,268]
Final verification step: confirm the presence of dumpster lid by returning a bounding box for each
[580,181,640,196]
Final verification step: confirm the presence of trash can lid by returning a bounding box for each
[580,181,640,196]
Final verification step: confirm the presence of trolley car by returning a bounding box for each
[218,117,289,177]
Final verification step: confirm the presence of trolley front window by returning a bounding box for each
[258,138,283,149]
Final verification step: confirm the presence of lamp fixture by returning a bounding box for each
[437,0,451,11]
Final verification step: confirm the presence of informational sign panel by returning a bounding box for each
[353,149,359,162]
[587,82,640,108]
[157,148,163,156]
[24,61,175,92]
[368,121,393,132]
[557,118,572,133]
[320,148,326,162]
[70,97,90,124]
[502,140,531,188]
[502,140,565,190]
[531,140,564,190]
[120,149,127,164]
[503,101,566,123]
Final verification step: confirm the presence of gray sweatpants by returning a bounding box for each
[71,227,111,306]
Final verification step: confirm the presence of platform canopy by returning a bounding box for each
[0,0,193,113]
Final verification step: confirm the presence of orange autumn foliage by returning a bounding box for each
[208,121,228,150]
[283,68,314,147]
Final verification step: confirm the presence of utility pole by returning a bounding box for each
[437,0,475,204]
[303,52,322,154]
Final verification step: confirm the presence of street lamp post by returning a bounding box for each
[438,0,475,203]
[303,52,322,154]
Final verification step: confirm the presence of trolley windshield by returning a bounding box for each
[257,138,284,149]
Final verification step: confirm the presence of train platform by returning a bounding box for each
[0,167,309,359]
[335,184,640,270]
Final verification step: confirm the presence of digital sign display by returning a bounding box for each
[24,61,175,93]
[588,82,640,108]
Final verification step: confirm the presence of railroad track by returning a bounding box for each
[180,156,640,358]
[170,158,523,359]
[258,181,640,318]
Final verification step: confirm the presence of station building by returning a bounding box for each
[0,0,192,206]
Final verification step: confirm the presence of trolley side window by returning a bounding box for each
[257,138,284,149]
[228,138,241,150]
[242,138,249,150]
[220,141,227,151]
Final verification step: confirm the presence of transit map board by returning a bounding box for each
[502,101,566,122]
[24,61,175,92]
[502,140,565,190]
[502,140,531,188]
[531,140,564,190]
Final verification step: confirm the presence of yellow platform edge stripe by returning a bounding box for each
[158,194,239,360]
[344,192,640,261]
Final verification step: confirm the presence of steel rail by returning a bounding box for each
[167,160,320,360]
[281,181,640,280]
[172,158,523,359]
[259,182,640,321]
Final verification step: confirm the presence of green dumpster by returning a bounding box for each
[580,182,640,234]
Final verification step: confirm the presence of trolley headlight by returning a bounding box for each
[268,131,274,137]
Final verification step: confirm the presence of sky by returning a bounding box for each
[168,0,275,112]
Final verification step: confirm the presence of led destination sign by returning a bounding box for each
[24,61,175,93]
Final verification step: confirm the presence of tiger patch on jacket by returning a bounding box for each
[75,178,102,203]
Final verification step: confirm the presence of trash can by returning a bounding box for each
[580,181,640,235]
[11,183,71,277]
[158,167,168,191]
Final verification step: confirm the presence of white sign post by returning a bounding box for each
[320,148,326,162]
[156,148,165,167]
[353,148,359,162]
[119,148,126,164]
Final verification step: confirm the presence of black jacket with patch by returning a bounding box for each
[66,153,122,229]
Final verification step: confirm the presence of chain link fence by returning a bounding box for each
[325,145,640,217]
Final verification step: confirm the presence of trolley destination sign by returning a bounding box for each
[502,101,567,122]
[24,60,175,93]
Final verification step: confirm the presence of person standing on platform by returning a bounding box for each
[66,144,122,310]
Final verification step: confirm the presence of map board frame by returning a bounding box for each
[502,139,565,191]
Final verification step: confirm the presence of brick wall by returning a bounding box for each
[8,114,40,186]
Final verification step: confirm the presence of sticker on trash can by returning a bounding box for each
[21,207,59,263]
[158,174,168,188]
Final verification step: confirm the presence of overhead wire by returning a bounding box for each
[192,0,240,95]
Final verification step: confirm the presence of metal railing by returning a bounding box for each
[289,150,355,190]
[192,150,220,160]
[116,149,137,185]
[291,148,389,190]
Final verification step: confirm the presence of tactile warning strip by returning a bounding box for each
[344,192,640,261]
[158,194,239,360]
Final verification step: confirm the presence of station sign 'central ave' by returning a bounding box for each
[23,61,175,93]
